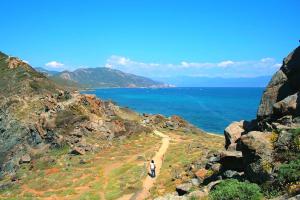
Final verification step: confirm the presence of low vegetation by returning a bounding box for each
[209,179,263,200]
[150,130,224,198]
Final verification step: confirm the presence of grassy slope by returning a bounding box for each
[150,130,224,198]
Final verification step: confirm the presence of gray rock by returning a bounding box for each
[190,178,200,187]
[19,154,31,164]
[288,194,300,200]
[219,150,244,171]
[275,130,293,151]
[70,147,85,155]
[176,183,192,196]
[241,131,274,183]
[257,46,300,125]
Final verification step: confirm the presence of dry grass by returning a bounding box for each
[0,132,161,200]
[150,130,224,198]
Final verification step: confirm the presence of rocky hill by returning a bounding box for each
[0,51,225,199]
[53,67,168,88]
[0,51,154,176]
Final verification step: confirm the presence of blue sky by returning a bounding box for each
[0,0,299,78]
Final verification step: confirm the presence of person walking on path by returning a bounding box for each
[150,160,156,178]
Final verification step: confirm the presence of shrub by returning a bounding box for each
[278,159,300,185]
[290,129,300,152]
[209,179,263,200]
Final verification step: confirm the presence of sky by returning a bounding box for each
[0,0,299,79]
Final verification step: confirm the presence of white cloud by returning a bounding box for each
[273,63,282,68]
[217,60,235,67]
[105,55,281,78]
[45,61,64,68]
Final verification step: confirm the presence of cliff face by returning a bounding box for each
[257,46,300,128]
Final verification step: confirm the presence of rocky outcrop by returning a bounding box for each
[258,46,300,127]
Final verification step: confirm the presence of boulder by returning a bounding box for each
[176,183,192,196]
[211,163,221,173]
[190,178,200,187]
[19,154,31,164]
[219,150,244,171]
[273,93,300,117]
[275,130,293,151]
[240,131,274,183]
[224,121,245,149]
[240,131,273,160]
[187,190,208,199]
[195,168,208,183]
[70,147,85,155]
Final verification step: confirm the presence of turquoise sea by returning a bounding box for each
[82,87,264,134]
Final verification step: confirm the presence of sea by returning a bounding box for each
[82,87,265,134]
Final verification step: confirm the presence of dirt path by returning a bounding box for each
[119,130,170,200]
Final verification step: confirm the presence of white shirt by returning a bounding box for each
[150,162,155,170]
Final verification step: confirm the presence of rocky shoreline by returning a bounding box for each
[155,46,300,200]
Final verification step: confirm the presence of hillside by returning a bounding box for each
[0,51,224,200]
[54,67,168,88]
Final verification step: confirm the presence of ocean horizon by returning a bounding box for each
[82,87,265,134]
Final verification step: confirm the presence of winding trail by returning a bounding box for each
[119,130,170,200]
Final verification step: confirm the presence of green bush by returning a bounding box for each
[278,159,300,185]
[290,129,300,152]
[209,179,263,200]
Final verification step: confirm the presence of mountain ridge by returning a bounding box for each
[36,67,170,88]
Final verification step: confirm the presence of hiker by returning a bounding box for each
[150,160,156,178]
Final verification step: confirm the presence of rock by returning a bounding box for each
[273,93,300,117]
[190,178,200,187]
[154,193,187,200]
[275,130,293,151]
[257,46,300,125]
[79,159,86,164]
[240,131,274,183]
[224,121,245,149]
[70,147,85,155]
[211,163,221,173]
[222,170,244,180]
[240,131,273,160]
[208,156,220,163]
[195,168,208,183]
[187,190,208,199]
[219,150,244,171]
[176,183,192,196]
[287,194,300,200]
[19,154,31,164]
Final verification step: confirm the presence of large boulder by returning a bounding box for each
[224,121,245,150]
[273,92,300,117]
[240,131,274,183]
[219,150,244,171]
[257,46,300,125]
[176,183,192,196]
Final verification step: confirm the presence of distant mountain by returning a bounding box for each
[154,76,272,87]
[54,67,168,88]
[35,67,60,76]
